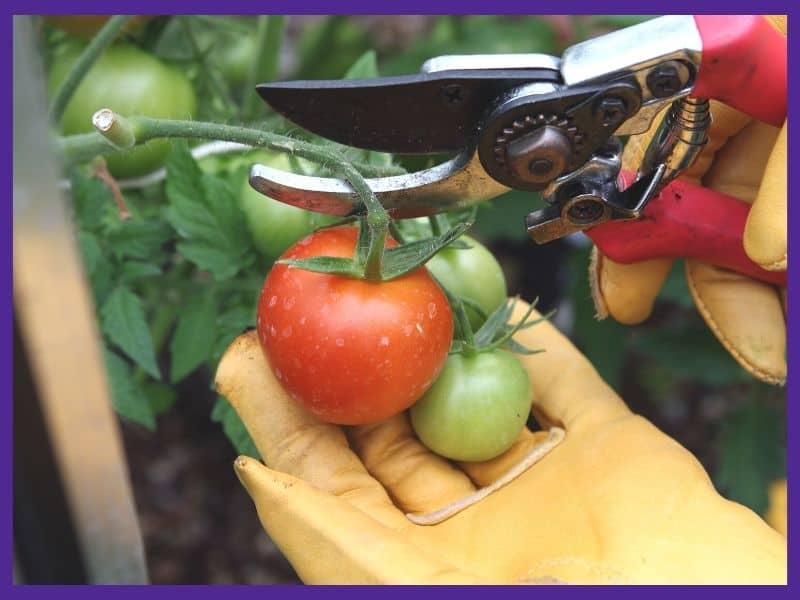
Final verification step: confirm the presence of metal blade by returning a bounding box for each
[249,150,510,218]
[257,67,560,154]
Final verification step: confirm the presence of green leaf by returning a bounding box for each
[69,169,117,232]
[141,380,178,417]
[163,141,255,280]
[106,219,173,260]
[103,348,155,430]
[211,396,261,458]
[210,304,257,365]
[100,286,161,379]
[381,221,472,280]
[169,293,218,383]
[715,397,785,515]
[76,230,116,304]
[118,261,163,283]
[343,49,378,79]
[77,231,103,274]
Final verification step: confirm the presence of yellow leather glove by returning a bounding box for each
[765,479,787,537]
[215,302,787,584]
[590,16,787,385]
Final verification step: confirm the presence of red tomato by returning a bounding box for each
[257,226,453,425]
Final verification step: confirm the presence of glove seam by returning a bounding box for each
[405,427,566,525]
[684,261,785,385]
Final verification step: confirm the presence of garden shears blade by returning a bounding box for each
[250,15,786,286]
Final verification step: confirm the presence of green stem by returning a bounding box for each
[428,215,443,237]
[243,16,286,120]
[57,114,406,178]
[49,15,135,122]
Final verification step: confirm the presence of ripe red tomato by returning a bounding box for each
[257,226,454,425]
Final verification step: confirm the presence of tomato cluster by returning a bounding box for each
[256,222,533,461]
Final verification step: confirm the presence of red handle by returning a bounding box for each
[585,176,786,287]
[692,15,786,127]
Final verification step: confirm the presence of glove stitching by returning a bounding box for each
[588,247,609,320]
[405,427,566,525]
[684,261,785,385]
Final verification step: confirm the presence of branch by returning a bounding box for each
[56,111,406,179]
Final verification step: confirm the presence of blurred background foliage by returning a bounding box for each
[40,14,785,583]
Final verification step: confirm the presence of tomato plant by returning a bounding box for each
[48,43,197,178]
[426,235,507,330]
[238,152,336,260]
[410,349,531,461]
[257,226,454,425]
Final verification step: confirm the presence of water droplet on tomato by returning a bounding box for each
[284,296,296,310]
[428,303,437,319]
[379,336,390,347]
[282,326,293,338]
[268,295,278,308]
[335,338,345,347]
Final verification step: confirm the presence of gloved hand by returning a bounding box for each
[215,301,787,584]
[590,15,787,385]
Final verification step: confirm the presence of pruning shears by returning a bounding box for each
[249,15,786,286]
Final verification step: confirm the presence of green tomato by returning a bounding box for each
[217,36,256,87]
[238,152,336,259]
[48,44,197,178]
[426,235,507,330]
[410,350,531,462]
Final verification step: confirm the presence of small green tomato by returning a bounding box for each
[410,349,531,462]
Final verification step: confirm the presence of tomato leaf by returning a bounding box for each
[163,140,255,280]
[211,396,261,459]
[169,293,218,383]
[106,219,173,260]
[210,305,256,365]
[103,348,156,430]
[715,397,785,515]
[101,285,161,379]
[343,49,378,79]
[69,169,117,232]
[118,261,163,283]
[77,231,116,304]
[381,221,472,280]
[141,380,178,417]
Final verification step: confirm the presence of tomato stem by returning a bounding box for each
[60,114,405,178]
[49,15,136,123]
[91,109,135,148]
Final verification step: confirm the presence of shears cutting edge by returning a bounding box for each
[249,15,786,286]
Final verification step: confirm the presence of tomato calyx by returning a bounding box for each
[447,293,552,357]
[276,205,473,282]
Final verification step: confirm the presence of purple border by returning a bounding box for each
[5,0,797,595]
